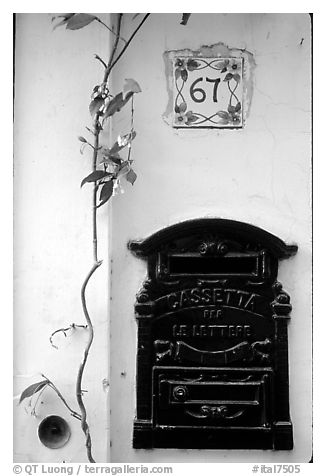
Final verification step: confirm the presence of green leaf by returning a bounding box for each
[118,131,137,148]
[181,69,188,82]
[110,156,122,165]
[78,136,87,143]
[235,101,241,112]
[179,102,187,113]
[175,68,181,80]
[217,111,230,120]
[103,92,124,119]
[187,59,199,71]
[89,97,104,117]
[52,13,75,30]
[228,104,236,113]
[186,114,199,124]
[97,180,114,207]
[126,169,137,185]
[109,141,123,155]
[105,154,122,166]
[66,13,97,30]
[109,131,136,155]
[81,170,109,187]
[233,73,241,83]
[123,78,142,94]
[122,91,134,107]
[99,149,122,166]
[180,13,191,25]
[19,380,49,404]
[224,73,233,82]
[118,162,130,177]
[52,13,74,22]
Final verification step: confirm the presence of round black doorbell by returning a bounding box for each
[38,415,71,449]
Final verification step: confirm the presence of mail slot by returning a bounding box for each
[129,218,297,450]
[168,254,259,275]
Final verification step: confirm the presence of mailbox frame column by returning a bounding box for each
[272,281,294,450]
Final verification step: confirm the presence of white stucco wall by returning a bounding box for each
[14,12,311,464]
[109,13,311,463]
[14,13,112,463]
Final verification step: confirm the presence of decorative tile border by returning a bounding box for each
[163,43,255,130]
[173,57,243,128]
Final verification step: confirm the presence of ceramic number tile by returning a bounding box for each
[173,57,244,129]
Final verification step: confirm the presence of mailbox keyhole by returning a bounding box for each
[173,386,188,402]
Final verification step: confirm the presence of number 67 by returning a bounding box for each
[190,77,221,103]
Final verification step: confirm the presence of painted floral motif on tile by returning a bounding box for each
[173,57,243,128]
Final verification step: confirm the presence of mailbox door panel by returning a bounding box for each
[153,367,274,429]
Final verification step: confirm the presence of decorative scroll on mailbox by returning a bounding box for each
[128,219,297,450]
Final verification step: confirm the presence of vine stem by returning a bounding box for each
[104,14,151,82]
[76,13,150,462]
[92,13,123,263]
[76,261,102,462]
[92,125,100,263]
[127,96,135,163]
[49,323,88,349]
[76,14,123,463]
[40,374,82,421]
[95,17,127,43]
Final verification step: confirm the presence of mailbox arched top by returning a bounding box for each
[128,218,298,259]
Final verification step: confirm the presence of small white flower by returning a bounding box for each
[117,135,126,147]
[113,179,125,196]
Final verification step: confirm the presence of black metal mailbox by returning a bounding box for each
[128,219,297,450]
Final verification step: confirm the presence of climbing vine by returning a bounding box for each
[18,13,192,462]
